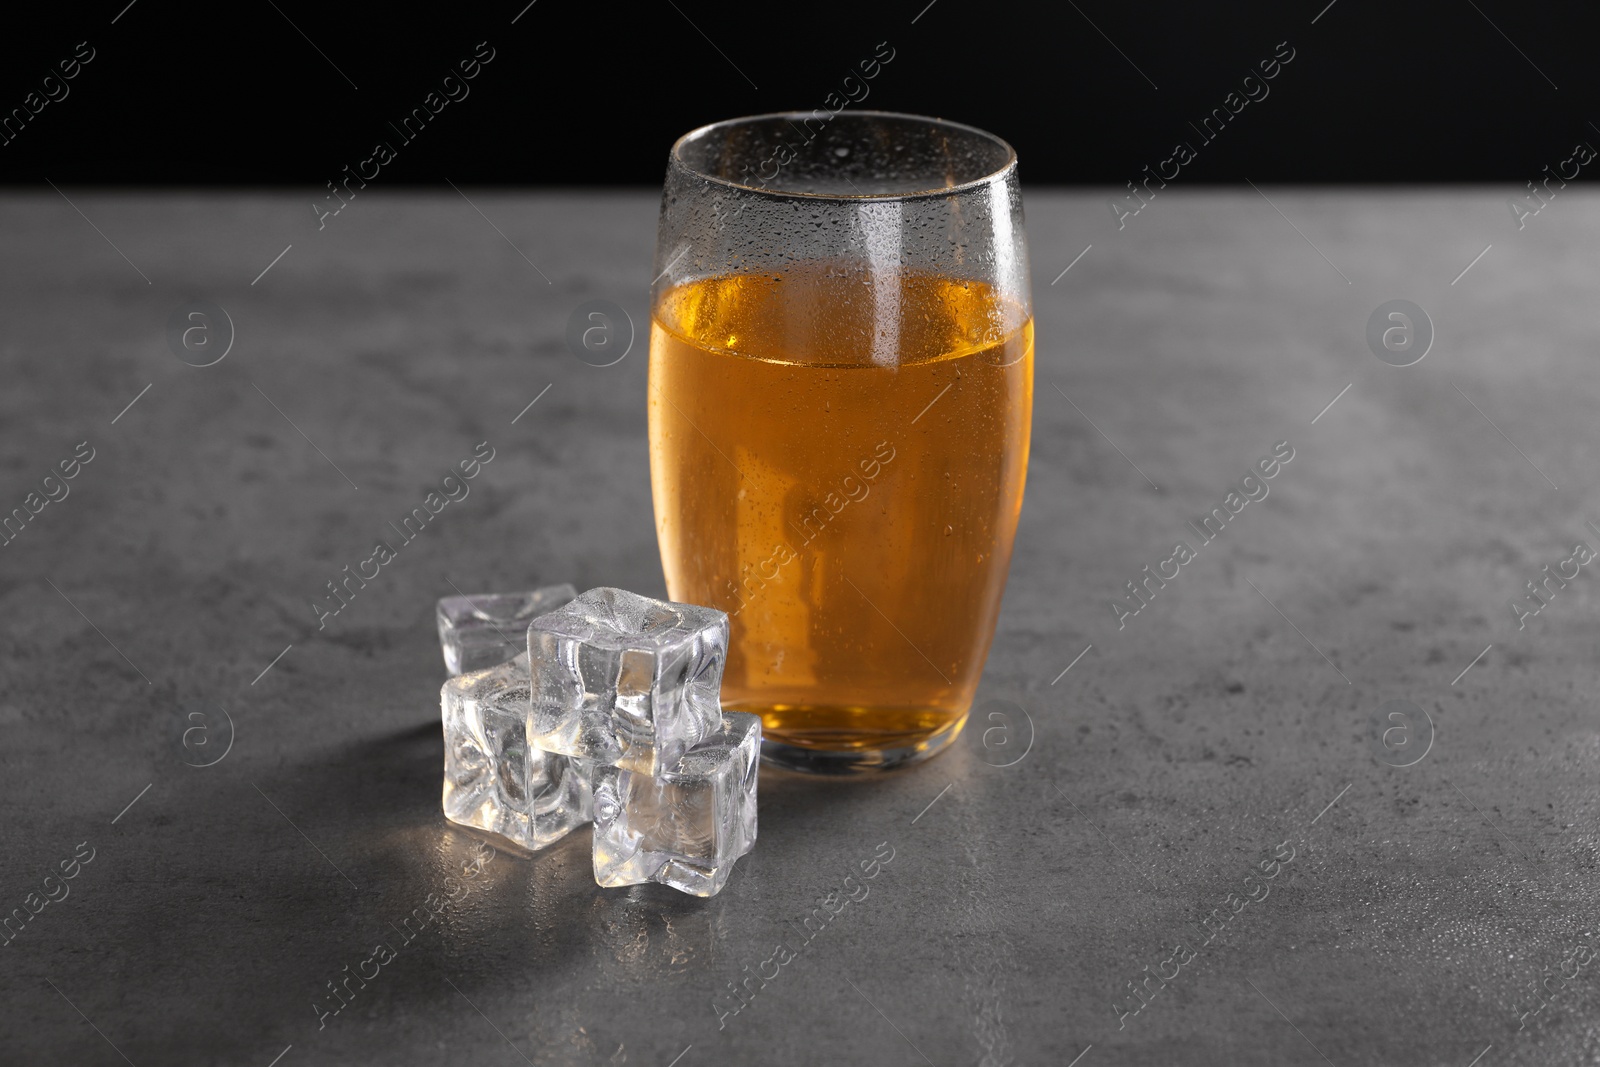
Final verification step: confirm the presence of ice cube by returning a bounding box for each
[441,652,593,851]
[437,584,577,675]
[592,711,760,897]
[528,587,727,776]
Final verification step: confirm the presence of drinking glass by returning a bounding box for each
[647,111,1033,773]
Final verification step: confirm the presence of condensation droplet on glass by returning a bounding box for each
[944,525,953,536]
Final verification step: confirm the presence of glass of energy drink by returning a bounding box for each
[648,111,1033,773]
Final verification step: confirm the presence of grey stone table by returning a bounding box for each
[3,189,1598,1067]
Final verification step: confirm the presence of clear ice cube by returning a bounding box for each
[441,651,593,851]
[592,711,760,897]
[437,584,577,675]
[528,587,727,775]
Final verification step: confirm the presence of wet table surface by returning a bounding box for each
[3,190,1598,1067]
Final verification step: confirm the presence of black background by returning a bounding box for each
[0,0,1593,185]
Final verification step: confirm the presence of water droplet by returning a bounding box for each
[944,525,953,536]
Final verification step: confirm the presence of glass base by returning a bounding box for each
[759,711,968,775]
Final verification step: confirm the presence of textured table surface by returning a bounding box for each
[3,189,1598,1067]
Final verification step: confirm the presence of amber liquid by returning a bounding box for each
[648,267,1033,758]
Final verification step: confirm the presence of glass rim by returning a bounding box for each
[669,109,1018,202]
